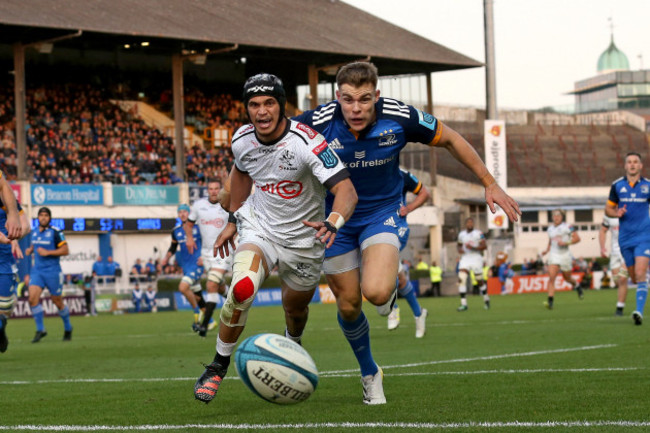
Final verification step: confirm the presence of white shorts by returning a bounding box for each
[458,255,484,278]
[201,251,233,273]
[548,251,572,272]
[609,252,623,271]
[237,215,325,292]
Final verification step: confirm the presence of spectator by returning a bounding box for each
[415,257,429,271]
[428,261,442,297]
[144,285,157,312]
[145,258,157,281]
[130,258,144,281]
[105,256,120,281]
[91,255,105,279]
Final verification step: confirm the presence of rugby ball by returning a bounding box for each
[235,333,319,404]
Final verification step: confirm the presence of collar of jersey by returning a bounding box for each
[255,118,290,146]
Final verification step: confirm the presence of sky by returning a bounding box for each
[341,0,650,110]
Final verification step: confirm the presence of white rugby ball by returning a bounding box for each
[235,333,319,404]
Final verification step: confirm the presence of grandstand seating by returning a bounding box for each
[401,120,649,187]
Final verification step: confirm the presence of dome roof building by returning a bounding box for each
[597,35,630,73]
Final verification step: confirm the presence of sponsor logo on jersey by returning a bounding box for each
[258,146,277,155]
[384,216,397,227]
[645,249,650,256]
[632,193,637,198]
[312,140,339,169]
[344,154,396,169]
[328,138,343,150]
[642,185,649,194]
[620,186,627,193]
[199,218,225,228]
[378,133,398,147]
[259,180,303,199]
[354,151,366,159]
[242,155,258,163]
[279,149,297,171]
[296,123,317,139]
[416,109,437,131]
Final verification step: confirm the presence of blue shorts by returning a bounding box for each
[326,208,404,258]
[0,274,17,297]
[182,264,204,285]
[30,270,64,296]
[620,242,650,268]
[397,219,410,252]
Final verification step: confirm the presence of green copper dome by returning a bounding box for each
[597,35,629,72]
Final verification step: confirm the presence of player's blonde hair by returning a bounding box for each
[336,62,378,89]
[551,209,565,220]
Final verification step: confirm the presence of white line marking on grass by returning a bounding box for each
[323,343,617,374]
[322,366,643,378]
[3,420,650,430]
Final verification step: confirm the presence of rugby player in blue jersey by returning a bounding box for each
[606,152,650,325]
[0,171,31,353]
[294,62,520,404]
[386,169,430,337]
[25,207,71,342]
[161,204,213,330]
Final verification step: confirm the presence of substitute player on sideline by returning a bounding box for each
[541,209,581,309]
[185,179,232,337]
[194,73,356,404]
[606,152,650,325]
[294,62,520,404]
[599,215,628,316]
[25,207,71,342]
[456,217,490,311]
[387,168,430,337]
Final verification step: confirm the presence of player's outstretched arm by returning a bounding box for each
[303,178,357,249]
[214,167,252,258]
[0,175,21,240]
[435,122,520,222]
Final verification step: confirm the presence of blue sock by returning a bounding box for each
[59,305,72,332]
[636,281,648,314]
[337,312,377,377]
[32,304,45,332]
[0,315,5,330]
[398,280,422,317]
[193,306,201,315]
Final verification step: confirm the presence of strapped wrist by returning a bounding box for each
[480,172,497,188]
[327,211,345,230]
[322,220,338,234]
[228,211,237,224]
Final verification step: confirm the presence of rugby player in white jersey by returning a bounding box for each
[185,179,231,337]
[600,215,628,315]
[541,209,581,309]
[194,73,357,404]
[456,217,490,311]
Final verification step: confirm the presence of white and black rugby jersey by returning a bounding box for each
[188,197,229,255]
[231,119,349,248]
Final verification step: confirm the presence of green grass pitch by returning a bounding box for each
[1,289,648,432]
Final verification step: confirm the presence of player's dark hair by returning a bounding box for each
[625,152,642,160]
[336,62,378,89]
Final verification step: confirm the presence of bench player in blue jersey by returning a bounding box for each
[25,207,71,342]
[0,171,31,353]
[386,169,430,337]
[294,62,520,404]
[161,204,213,330]
[606,152,650,325]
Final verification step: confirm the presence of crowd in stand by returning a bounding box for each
[0,84,238,184]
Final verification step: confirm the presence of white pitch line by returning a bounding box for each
[322,343,618,374]
[2,420,650,431]
[2,365,638,386]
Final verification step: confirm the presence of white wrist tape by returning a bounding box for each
[327,212,345,230]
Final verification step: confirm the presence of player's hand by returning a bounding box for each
[36,247,48,256]
[186,238,197,254]
[0,233,10,245]
[600,248,608,258]
[485,184,521,222]
[5,213,21,240]
[616,205,627,218]
[399,205,409,217]
[303,220,338,249]
[11,240,23,259]
[214,223,237,259]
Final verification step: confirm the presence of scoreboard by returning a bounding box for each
[31,218,179,232]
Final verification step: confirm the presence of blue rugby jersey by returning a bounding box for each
[607,176,650,248]
[171,223,202,270]
[400,168,422,202]
[30,224,66,273]
[294,98,442,220]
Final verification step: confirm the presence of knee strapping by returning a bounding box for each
[458,272,468,294]
[0,294,16,315]
[181,275,195,286]
[208,270,224,285]
[220,250,265,327]
[190,283,202,293]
